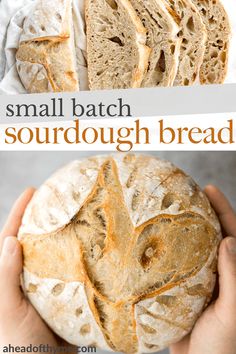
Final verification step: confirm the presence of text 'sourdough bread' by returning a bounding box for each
[16,0,79,93]
[128,0,181,87]
[165,0,206,86]
[191,0,231,84]
[18,154,221,353]
[85,0,151,90]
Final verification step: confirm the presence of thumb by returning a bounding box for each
[216,237,236,321]
[0,237,24,313]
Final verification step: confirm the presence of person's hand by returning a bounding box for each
[0,189,61,351]
[170,185,236,354]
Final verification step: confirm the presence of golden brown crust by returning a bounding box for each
[16,0,79,93]
[19,155,221,352]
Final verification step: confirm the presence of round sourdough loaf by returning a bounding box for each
[18,154,221,353]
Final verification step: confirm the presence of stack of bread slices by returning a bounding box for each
[16,0,231,93]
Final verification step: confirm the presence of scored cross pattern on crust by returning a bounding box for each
[19,154,221,353]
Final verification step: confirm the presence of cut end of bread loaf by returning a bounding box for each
[86,0,151,90]
[19,153,221,353]
[16,0,79,93]
[192,0,231,84]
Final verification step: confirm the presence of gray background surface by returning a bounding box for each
[0,151,236,354]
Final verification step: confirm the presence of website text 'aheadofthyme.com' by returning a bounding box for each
[1,344,97,353]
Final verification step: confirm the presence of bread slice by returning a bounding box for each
[191,0,231,84]
[85,0,151,90]
[129,0,181,87]
[165,0,206,86]
[16,0,79,93]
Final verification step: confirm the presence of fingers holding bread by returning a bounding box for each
[0,188,35,254]
[204,185,236,238]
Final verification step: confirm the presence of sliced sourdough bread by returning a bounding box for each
[85,0,151,90]
[165,0,206,86]
[16,0,79,93]
[129,0,181,87]
[191,0,231,84]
